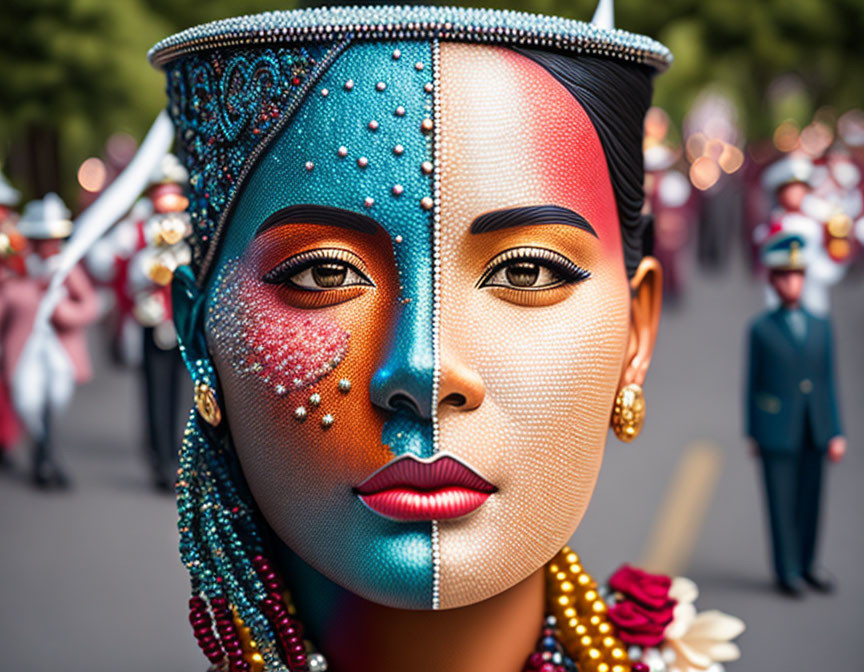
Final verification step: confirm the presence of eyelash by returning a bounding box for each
[261,248,374,289]
[477,247,591,289]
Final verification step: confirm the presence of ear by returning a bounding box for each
[620,257,663,388]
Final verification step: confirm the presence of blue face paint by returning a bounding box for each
[209,40,438,608]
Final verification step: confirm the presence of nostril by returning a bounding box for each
[388,393,422,416]
[440,393,466,407]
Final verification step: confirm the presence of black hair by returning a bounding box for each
[515,49,655,277]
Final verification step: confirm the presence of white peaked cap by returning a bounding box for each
[17,192,73,240]
[762,155,814,192]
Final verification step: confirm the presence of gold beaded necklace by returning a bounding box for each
[546,546,632,672]
[232,545,632,672]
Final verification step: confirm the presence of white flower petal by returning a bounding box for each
[671,639,714,669]
[670,577,699,605]
[687,610,746,641]
[699,641,741,662]
[665,602,697,640]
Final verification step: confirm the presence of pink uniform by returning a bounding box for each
[0,265,99,390]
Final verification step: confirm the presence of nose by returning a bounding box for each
[438,349,485,412]
[370,305,435,420]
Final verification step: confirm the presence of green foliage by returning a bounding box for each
[1,0,862,200]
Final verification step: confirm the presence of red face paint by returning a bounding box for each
[207,259,350,396]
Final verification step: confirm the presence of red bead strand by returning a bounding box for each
[252,555,310,672]
[188,596,226,667]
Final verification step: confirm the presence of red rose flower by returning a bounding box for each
[607,600,669,648]
[609,564,674,610]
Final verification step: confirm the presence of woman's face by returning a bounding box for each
[204,41,632,610]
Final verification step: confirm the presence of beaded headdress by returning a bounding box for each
[149,4,671,281]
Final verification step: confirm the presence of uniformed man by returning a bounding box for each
[746,229,846,596]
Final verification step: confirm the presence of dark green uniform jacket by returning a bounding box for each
[746,306,842,452]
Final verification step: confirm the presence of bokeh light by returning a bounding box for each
[773,120,800,153]
[77,157,107,192]
[690,155,721,191]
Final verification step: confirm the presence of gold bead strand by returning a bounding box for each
[545,547,632,672]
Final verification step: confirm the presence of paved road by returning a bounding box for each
[1,246,862,671]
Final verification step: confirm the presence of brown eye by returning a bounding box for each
[505,262,540,287]
[311,263,348,287]
[477,247,591,306]
[262,248,374,292]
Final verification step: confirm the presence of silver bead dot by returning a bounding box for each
[424,83,434,93]
[305,161,314,171]
[337,146,348,158]
[309,393,321,407]
[357,156,368,168]
[344,79,354,91]
[368,120,379,131]
[420,196,434,210]
[364,196,375,208]
[275,384,287,395]
[415,62,425,71]
[392,49,402,60]
[321,88,329,97]
[421,161,434,175]
[393,144,405,156]
[376,81,387,91]
[338,378,351,393]
[395,106,406,117]
[395,234,404,243]
[294,406,307,421]
[392,184,404,196]
[321,414,334,429]
[308,653,328,672]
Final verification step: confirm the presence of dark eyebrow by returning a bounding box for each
[470,205,597,238]
[255,204,380,237]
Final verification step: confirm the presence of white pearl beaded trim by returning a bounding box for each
[149,5,672,71]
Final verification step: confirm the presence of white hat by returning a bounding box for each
[762,156,814,192]
[17,193,73,239]
[0,171,21,207]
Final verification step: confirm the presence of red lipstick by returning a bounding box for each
[355,454,496,522]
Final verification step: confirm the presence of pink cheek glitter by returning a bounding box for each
[207,258,350,395]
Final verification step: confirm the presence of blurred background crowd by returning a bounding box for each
[0,1,862,671]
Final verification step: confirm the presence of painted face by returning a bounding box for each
[205,41,631,610]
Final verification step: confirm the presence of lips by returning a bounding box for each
[355,454,496,522]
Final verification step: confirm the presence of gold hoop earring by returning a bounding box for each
[195,382,222,427]
[611,383,645,442]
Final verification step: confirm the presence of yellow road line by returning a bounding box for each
[639,441,724,576]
